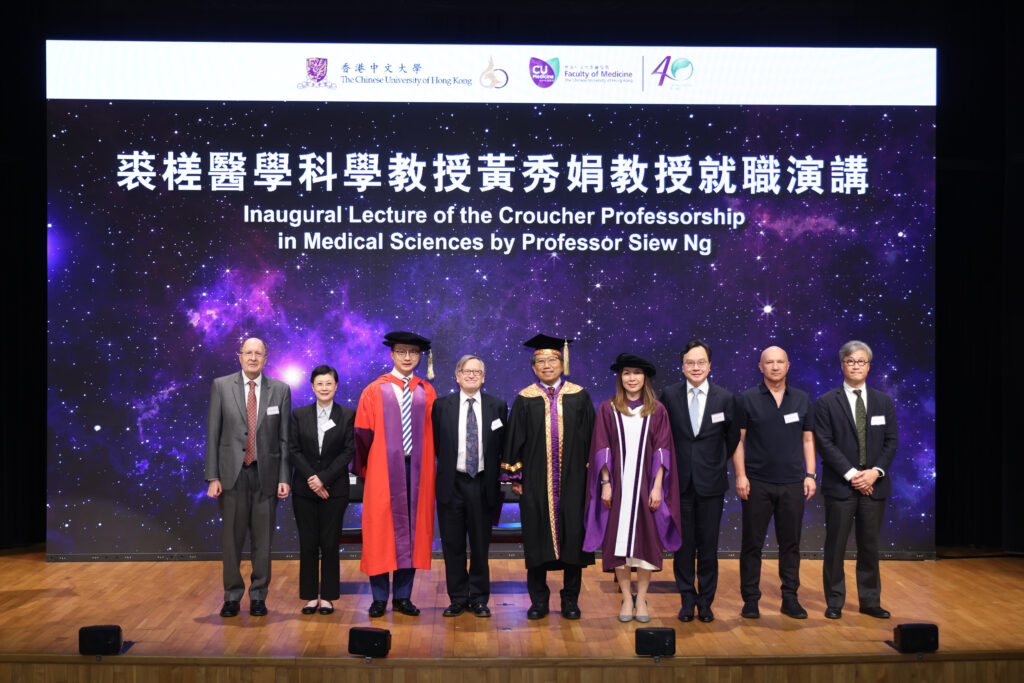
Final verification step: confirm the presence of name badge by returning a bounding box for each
[491,418,503,430]
[871,415,886,426]
[783,412,799,424]
[267,405,280,416]
[711,412,725,424]
[321,419,336,431]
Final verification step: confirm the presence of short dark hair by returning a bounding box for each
[310,364,339,384]
[680,339,712,363]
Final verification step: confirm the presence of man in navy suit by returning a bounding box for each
[814,340,898,620]
[432,354,508,617]
[659,339,739,623]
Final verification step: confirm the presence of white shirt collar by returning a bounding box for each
[688,378,709,395]
[391,368,414,382]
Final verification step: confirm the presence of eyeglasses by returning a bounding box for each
[533,358,561,367]
[843,359,870,367]
[239,351,265,358]
[458,369,483,377]
[683,359,709,368]
[392,349,422,358]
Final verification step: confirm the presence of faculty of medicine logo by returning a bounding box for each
[529,57,559,88]
[298,57,337,89]
[480,56,509,89]
[650,56,694,86]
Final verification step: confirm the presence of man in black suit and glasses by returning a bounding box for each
[659,339,739,623]
[814,340,897,620]
[432,354,508,617]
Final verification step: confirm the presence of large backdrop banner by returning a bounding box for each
[46,42,936,559]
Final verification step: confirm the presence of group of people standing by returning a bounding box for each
[203,332,897,625]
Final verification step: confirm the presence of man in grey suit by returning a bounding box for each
[205,337,292,617]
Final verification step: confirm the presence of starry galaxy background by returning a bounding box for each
[46,100,934,558]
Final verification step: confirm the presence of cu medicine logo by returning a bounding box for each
[650,56,694,86]
[530,57,559,88]
[298,57,337,90]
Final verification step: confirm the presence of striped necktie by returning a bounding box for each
[401,378,413,456]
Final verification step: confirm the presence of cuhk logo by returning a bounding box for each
[650,56,694,86]
[307,58,328,83]
[530,57,560,88]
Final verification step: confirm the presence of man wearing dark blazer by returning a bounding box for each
[814,340,898,620]
[659,339,739,623]
[289,364,355,615]
[205,337,292,618]
[431,354,508,617]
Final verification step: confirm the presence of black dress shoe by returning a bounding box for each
[780,600,808,619]
[697,606,715,623]
[678,605,695,622]
[859,605,891,619]
[560,599,581,620]
[220,600,240,617]
[741,600,760,619]
[443,603,467,617]
[393,598,420,616]
[824,606,842,619]
[526,603,549,620]
[368,600,387,618]
[301,603,318,615]
[318,601,334,615]
[249,599,268,616]
[472,603,492,618]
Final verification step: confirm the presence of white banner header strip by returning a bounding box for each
[46,41,936,106]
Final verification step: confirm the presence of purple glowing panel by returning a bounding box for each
[46,101,934,557]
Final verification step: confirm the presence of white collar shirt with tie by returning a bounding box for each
[457,391,484,474]
[688,378,709,435]
[840,382,885,479]
[242,372,263,409]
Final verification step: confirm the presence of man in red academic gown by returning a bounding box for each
[353,331,437,618]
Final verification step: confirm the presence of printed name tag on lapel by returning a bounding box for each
[711,412,725,424]
[783,412,799,424]
[870,415,885,426]
[322,419,336,431]
[491,418,503,430]
[267,405,280,415]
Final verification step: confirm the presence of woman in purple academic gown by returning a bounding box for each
[584,353,681,622]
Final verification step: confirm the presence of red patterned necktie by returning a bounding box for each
[244,380,257,465]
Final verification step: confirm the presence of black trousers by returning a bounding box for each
[292,494,347,600]
[673,482,725,609]
[438,472,494,606]
[527,561,582,606]
[822,493,886,609]
[740,478,804,603]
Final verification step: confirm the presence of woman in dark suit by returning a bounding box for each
[289,364,355,614]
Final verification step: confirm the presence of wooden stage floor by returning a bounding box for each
[1,550,1022,681]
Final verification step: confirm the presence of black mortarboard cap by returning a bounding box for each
[383,331,434,379]
[609,353,657,377]
[524,334,573,375]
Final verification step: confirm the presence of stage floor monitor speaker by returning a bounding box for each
[894,623,939,653]
[79,625,123,655]
[635,627,675,657]
[348,626,391,658]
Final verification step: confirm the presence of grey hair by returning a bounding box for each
[456,354,486,375]
[839,340,872,363]
[239,337,268,355]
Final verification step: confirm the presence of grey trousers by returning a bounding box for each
[219,463,277,601]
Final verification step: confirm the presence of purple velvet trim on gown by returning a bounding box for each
[540,381,564,551]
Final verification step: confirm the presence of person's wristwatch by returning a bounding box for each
[805,472,817,480]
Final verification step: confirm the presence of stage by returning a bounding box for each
[1,550,1021,681]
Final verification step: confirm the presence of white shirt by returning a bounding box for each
[241,372,262,461]
[457,391,484,473]
[841,382,884,480]
[390,368,414,403]
[688,378,709,433]
[317,401,334,452]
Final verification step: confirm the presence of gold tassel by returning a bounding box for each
[562,340,570,376]
[427,349,435,380]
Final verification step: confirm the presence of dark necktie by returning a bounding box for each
[465,397,478,477]
[853,388,867,466]
[244,380,257,465]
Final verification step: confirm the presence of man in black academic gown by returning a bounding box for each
[504,334,596,620]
